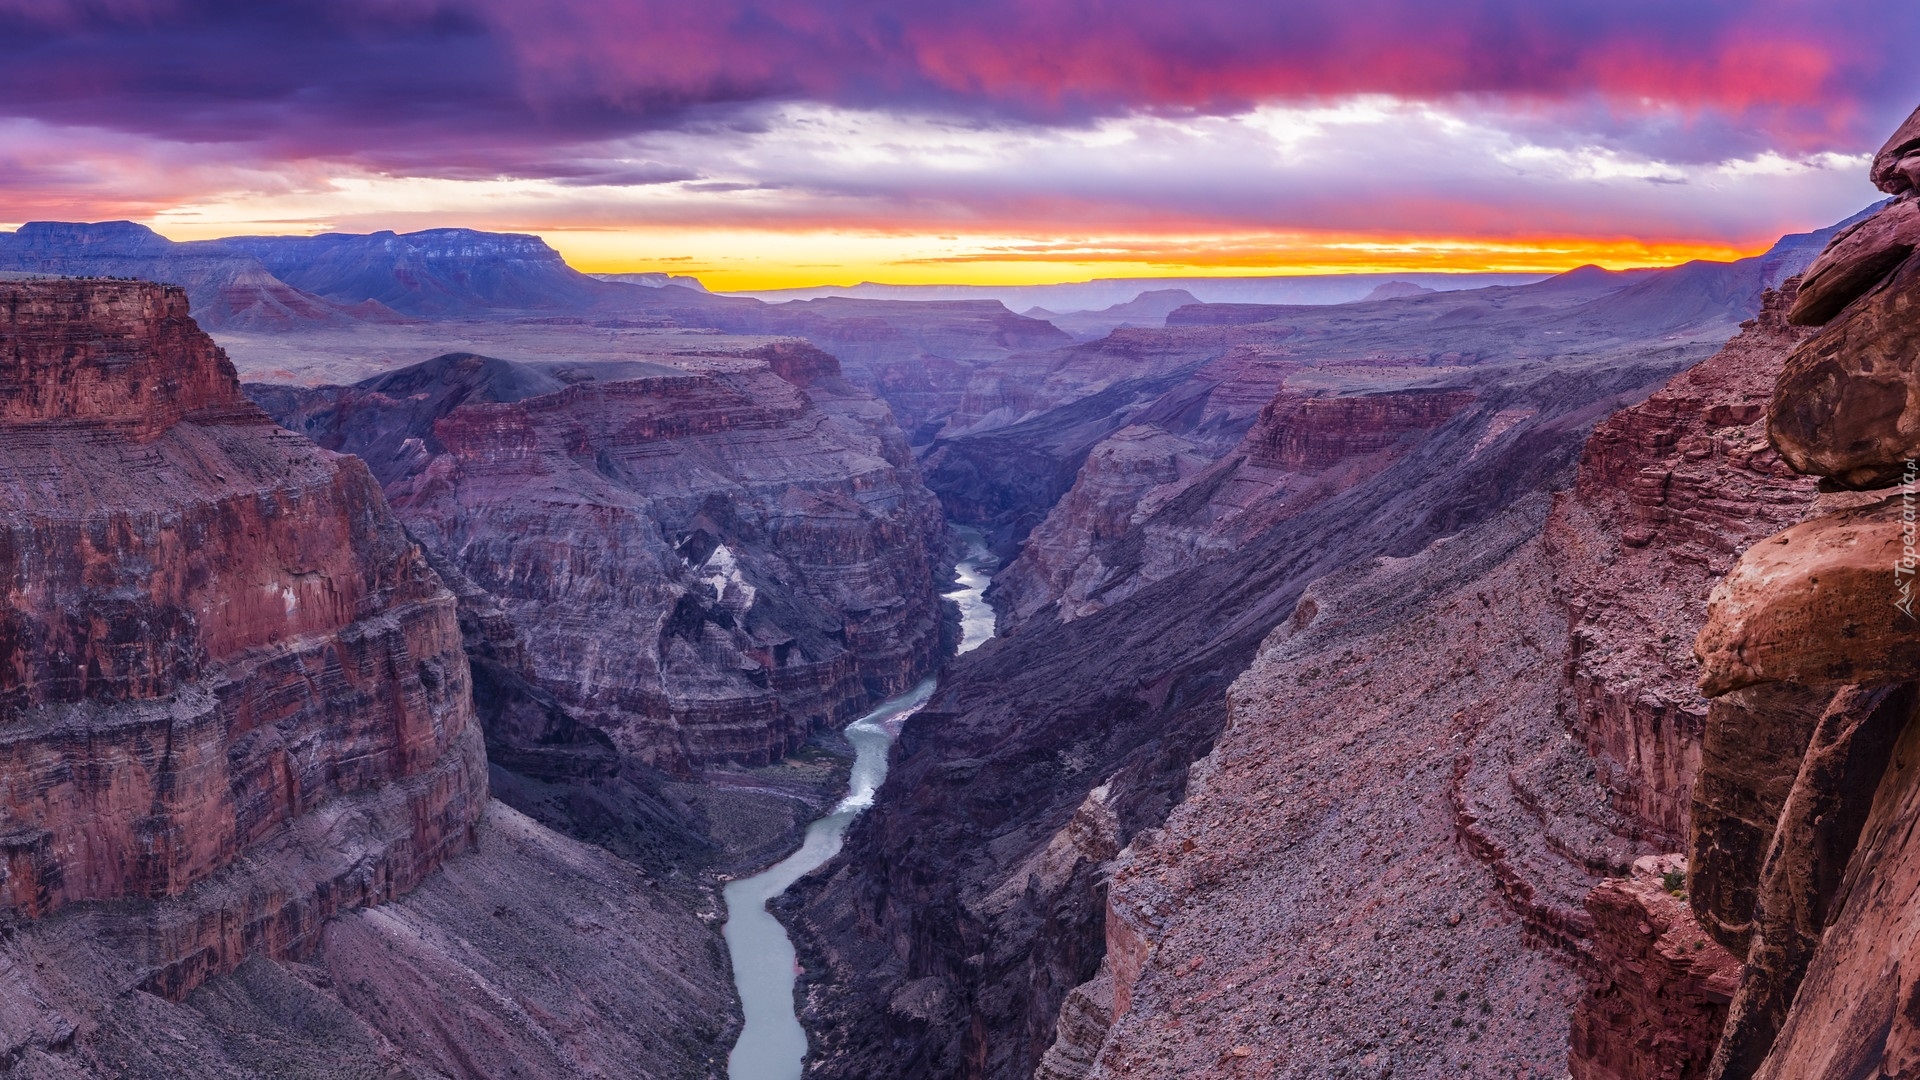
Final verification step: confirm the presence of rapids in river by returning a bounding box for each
[723,534,997,1079]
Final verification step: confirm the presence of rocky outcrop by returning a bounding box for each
[1787,199,1913,326]
[1680,114,1920,1080]
[1548,289,1818,846]
[0,276,484,1003]
[993,387,1477,627]
[1769,246,1920,488]
[1869,104,1920,196]
[1569,855,1742,1080]
[254,342,948,771]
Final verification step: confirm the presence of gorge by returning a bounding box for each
[0,136,1916,1080]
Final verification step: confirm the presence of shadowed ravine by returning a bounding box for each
[723,533,998,1079]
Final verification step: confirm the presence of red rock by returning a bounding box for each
[1694,496,1920,697]
[1788,198,1920,326]
[995,387,1474,628]
[1871,105,1920,195]
[261,344,948,770]
[1768,250,1920,489]
[1568,855,1741,1080]
[1549,285,1815,845]
[1750,701,1920,1079]
[1707,684,1913,1078]
[0,281,484,984]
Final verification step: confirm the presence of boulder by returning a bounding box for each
[1696,496,1920,696]
[1788,198,1920,326]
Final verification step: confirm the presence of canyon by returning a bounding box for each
[0,172,1914,1080]
[0,279,736,1078]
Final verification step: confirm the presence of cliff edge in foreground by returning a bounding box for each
[0,280,734,1078]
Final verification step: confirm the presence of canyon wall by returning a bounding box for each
[0,278,738,1078]
[254,341,949,771]
[1676,115,1920,1080]
[1036,286,1821,1080]
[0,277,484,936]
[784,315,1724,1078]
[781,220,1854,1078]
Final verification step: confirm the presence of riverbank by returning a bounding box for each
[722,536,999,1079]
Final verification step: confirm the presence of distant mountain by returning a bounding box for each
[211,229,663,318]
[728,273,1548,310]
[1550,205,1884,336]
[0,221,401,330]
[1169,206,1882,338]
[591,271,711,292]
[1360,280,1437,301]
[1024,288,1202,340]
[0,222,743,326]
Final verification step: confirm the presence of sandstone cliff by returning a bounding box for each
[0,279,737,1077]
[777,220,1859,1077]
[1674,106,1920,1080]
[253,342,949,772]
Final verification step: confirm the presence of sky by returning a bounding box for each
[0,1,1915,290]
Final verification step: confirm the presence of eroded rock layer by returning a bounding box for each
[1681,118,1920,1080]
[1548,292,1819,846]
[0,279,487,1024]
[255,343,947,770]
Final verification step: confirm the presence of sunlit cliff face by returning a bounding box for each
[0,0,1911,288]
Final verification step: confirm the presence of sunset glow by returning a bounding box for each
[1,1,1914,288]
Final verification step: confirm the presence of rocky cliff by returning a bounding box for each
[0,277,484,930]
[993,387,1477,627]
[1020,287,1818,1080]
[0,276,482,1046]
[1673,106,1920,1080]
[782,297,1735,1077]
[253,342,949,772]
[775,211,1863,1078]
[0,278,738,1078]
[1548,290,1820,849]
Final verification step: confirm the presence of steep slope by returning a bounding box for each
[1049,287,1819,1080]
[0,277,737,1078]
[253,341,949,771]
[1671,112,1920,1080]
[783,331,1712,1079]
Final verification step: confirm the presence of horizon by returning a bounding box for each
[4,2,1916,291]
[0,214,1855,297]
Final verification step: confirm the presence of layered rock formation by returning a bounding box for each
[0,277,738,1078]
[0,277,484,932]
[1570,856,1742,1080]
[0,276,478,1037]
[994,387,1477,626]
[774,222,1863,1077]
[783,300,1738,1076]
[1548,292,1819,847]
[1019,286,1820,1080]
[254,342,948,771]
[1675,109,1920,1079]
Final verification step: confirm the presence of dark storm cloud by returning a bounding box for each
[0,0,1915,171]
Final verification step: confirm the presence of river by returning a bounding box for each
[722,534,997,1079]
